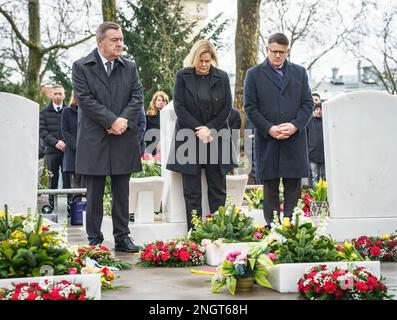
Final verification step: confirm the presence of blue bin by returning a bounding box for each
[70,195,86,226]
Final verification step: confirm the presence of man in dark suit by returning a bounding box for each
[72,22,143,252]
[244,33,313,226]
[39,84,71,210]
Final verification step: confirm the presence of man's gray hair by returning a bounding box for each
[96,21,121,40]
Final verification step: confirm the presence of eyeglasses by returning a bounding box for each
[267,48,288,56]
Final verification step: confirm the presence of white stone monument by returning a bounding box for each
[323,90,397,240]
[0,93,39,213]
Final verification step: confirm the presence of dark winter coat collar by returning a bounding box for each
[261,58,290,93]
[180,65,222,97]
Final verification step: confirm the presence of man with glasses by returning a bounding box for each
[72,22,143,252]
[244,32,313,226]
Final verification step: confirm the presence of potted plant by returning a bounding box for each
[308,179,329,215]
[211,247,273,295]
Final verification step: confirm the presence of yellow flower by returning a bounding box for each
[317,179,327,189]
[351,253,358,259]
[11,230,26,240]
[43,243,49,248]
[282,217,291,229]
[337,251,344,257]
[383,234,391,240]
[19,240,28,246]
[0,211,5,218]
[343,242,352,250]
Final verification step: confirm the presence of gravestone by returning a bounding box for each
[323,90,397,240]
[0,93,39,213]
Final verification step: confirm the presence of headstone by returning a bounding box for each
[0,93,39,213]
[323,90,397,240]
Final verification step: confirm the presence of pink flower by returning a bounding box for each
[267,253,277,261]
[68,268,78,275]
[226,251,241,263]
[253,232,263,239]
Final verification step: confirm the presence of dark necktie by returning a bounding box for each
[56,107,61,112]
[105,61,112,77]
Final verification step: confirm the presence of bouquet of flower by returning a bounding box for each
[351,233,397,262]
[301,193,314,215]
[131,153,161,178]
[189,202,258,243]
[75,245,132,270]
[252,224,270,240]
[336,242,366,261]
[298,265,392,300]
[211,247,273,295]
[0,279,92,300]
[138,240,204,267]
[244,187,264,209]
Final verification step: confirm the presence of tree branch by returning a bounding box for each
[0,6,32,48]
[43,33,95,53]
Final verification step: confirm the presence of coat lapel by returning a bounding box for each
[280,61,290,94]
[83,49,111,92]
[261,60,282,90]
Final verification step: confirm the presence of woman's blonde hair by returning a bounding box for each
[147,91,169,116]
[69,90,77,107]
[183,40,218,69]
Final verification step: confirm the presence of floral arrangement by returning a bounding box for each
[131,153,161,178]
[351,233,397,262]
[138,239,205,267]
[252,224,270,240]
[264,201,339,264]
[298,265,392,300]
[75,245,132,270]
[189,202,258,244]
[335,242,367,261]
[0,279,92,300]
[0,206,74,278]
[309,179,327,202]
[211,247,273,295]
[244,187,264,209]
[301,193,314,215]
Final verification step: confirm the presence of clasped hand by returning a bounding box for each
[268,123,298,140]
[107,117,128,135]
[195,126,213,144]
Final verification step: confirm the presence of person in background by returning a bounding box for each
[244,32,313,226]
[306,103,325,188]
[145,91,169,155]
[39,84,71,210]
[312,92,321,105]
[72,21,143,252]
[61,91,82,189]
[166,40,236,232]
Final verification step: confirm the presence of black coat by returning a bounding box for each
[39,102,67,155]
[72,49,143,175]
[244,59,313,180]
[61,106,78,173]
[306,116,324,163]
[228,108,242,130]
[166,66,236,175]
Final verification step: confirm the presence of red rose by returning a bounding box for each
[323,281,337,294]
[161,251,171,261]
[334,289,344,299]
[303,285,311,293]
[179,250,190,262]
[355,281,368,293]
[370,246,381,257]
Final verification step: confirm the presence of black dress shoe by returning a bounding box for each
[88,238,103,246]
[115,237,141,253]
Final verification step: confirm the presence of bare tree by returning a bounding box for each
[234,0,262,128]
[260,0,365,71]
[346,1,397,94]
[102,0,117,22]
[0,0,95,102]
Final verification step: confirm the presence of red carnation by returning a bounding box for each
[179,250,190,262]
[161,251,171,261]
[370,246,381,257]
[355,281,368,293]
[334,289,344,299]
[323,281,337,294]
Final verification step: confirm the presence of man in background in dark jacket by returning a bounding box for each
[39,84,71,209]
[306,103,325,188]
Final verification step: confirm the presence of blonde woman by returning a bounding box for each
[145,91,169,155]
[166,40,236,231]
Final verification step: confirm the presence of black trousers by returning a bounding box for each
[46,153,71,207]
[84,174,130,243]
[182,165,226,231]
[263,178,301,226]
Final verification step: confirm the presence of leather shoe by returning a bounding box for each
[115,237,141,253]
[88,238,103,246]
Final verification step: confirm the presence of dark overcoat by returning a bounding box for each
[61,106,78,173]
[244,59,313,180]
[166,66,236,175]
[72,49,143,175]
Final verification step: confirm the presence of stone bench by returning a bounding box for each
[129,177,164,224]
[37,188,87,225]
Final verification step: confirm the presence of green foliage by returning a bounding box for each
[119,0,229,108]
[244,187,263,209]
[0,63,24,95]
[271,213,339,263]
[46,53,72,100]
[190,204,258,243]
[131,160,161,178]
[309,179,327,201]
